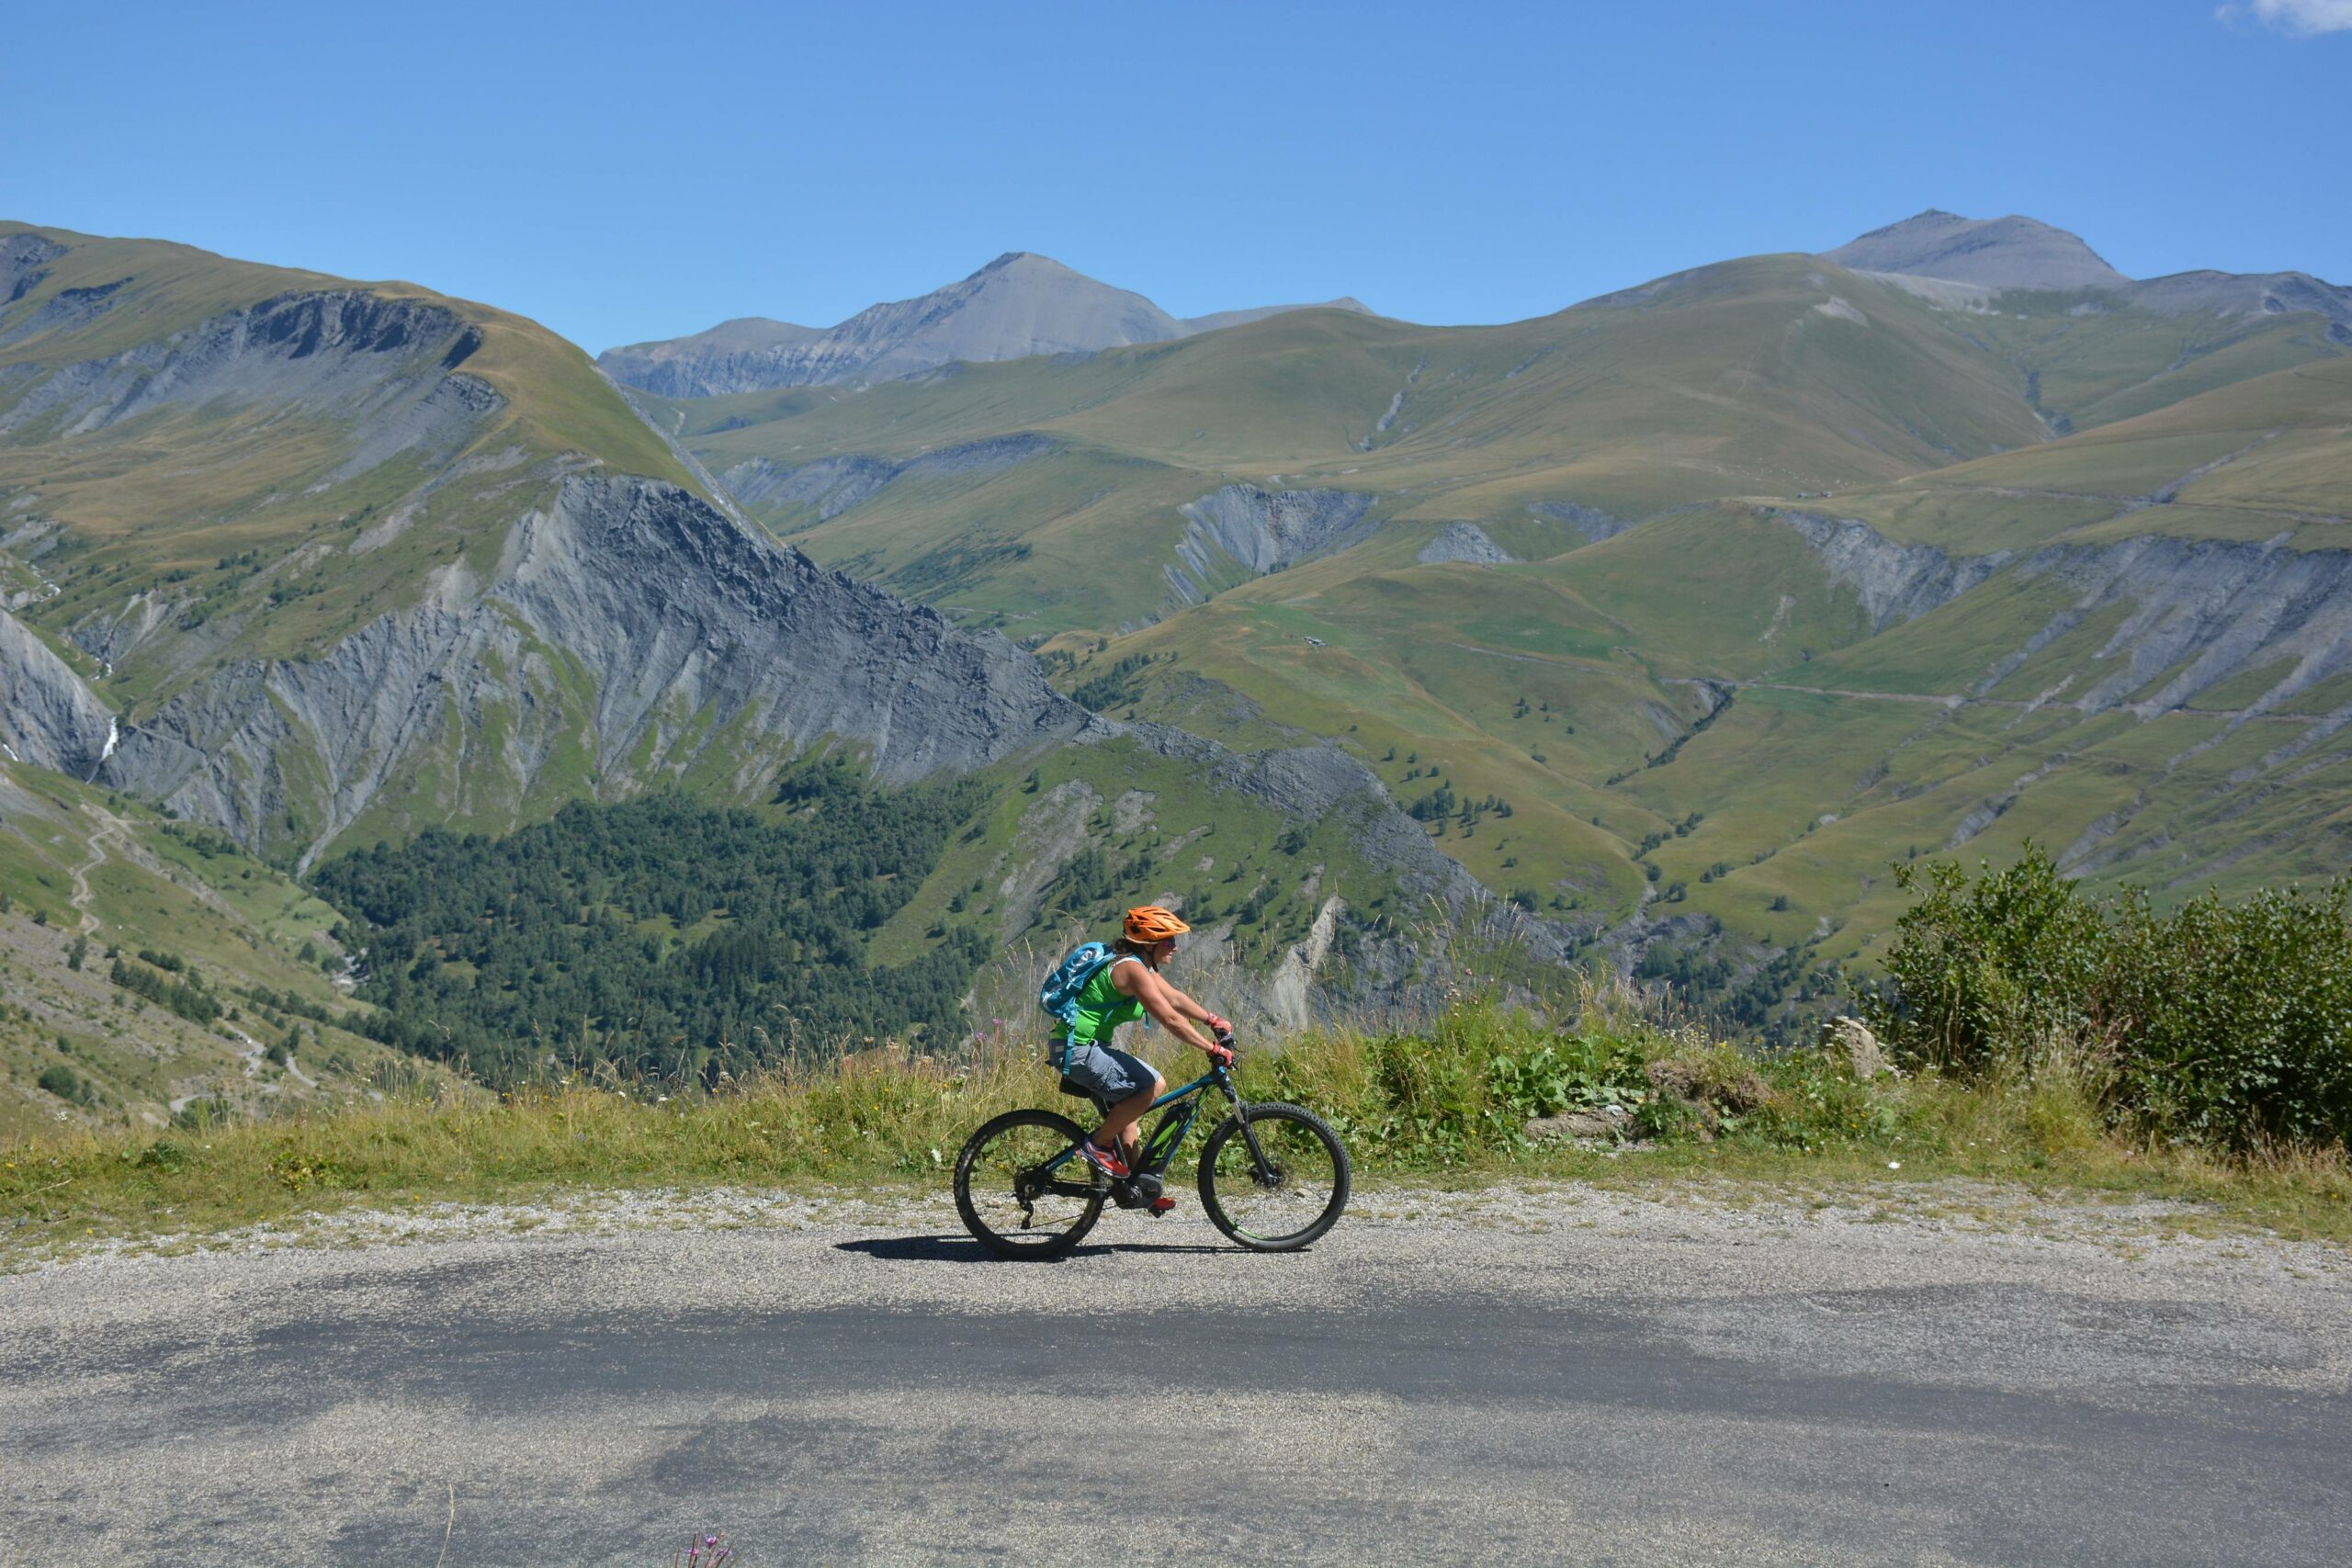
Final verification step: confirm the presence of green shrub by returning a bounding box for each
[37,1065,83,1102]
[1863,847,2113,1076]
[1866,846,2352,1150]
[2105,882,2352,1150]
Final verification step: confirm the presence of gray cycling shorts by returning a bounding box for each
[1060,1043,1159,1105]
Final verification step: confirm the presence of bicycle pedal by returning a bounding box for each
[1146,1198,1176,1217]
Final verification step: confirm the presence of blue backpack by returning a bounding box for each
[1040,941,1117,1036]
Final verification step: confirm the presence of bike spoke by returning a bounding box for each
[1204,1109,1344,1245]
[959,1114,1100,1254]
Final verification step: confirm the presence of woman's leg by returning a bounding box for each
[1094,1076,1167,1159]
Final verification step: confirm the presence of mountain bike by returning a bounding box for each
[953,1051,1351,1259]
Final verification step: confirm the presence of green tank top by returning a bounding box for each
[1060,954,1146,1046]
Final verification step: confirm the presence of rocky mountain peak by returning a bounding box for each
[1822,209,2130,292]
[599,254,1371,397]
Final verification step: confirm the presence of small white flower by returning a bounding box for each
[1887,1160,1902,1170]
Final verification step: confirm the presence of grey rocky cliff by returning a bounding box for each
[1770,509,2352,736]
[100,473,1105,864]
[2124,270,2352,333]
[1770,510,2012,632]
[0,608,114,776]
[1417,524,1514,566]
[1,232,67,309]
[1167,485,1379,604]
[597,318,827,400]
[0,289,499,484]
[2011,534,2352,723]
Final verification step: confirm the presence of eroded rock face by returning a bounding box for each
[0,289,499,484]
[1167,484,1379,604]
[100,474,1104,864]
[1773,509,2352,728]
[0,608,113,776]
[2015,534,2352,718]
[1417,524,1513,566]
[1771,511,2012,632]
[0,233,66,309]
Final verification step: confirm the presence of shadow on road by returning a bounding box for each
[836,1235,1234,1263]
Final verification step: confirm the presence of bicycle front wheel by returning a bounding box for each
[1197,1102,1351,1252]
[954,1108,1105,1260]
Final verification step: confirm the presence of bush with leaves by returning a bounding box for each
[1864,845,2352,1150]
[2103,882,2352,1150]
[1862,847,2114,1076]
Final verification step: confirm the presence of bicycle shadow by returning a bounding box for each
[836,1235,1236,1264]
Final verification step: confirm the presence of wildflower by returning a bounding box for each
[1887,1161,1902,1171]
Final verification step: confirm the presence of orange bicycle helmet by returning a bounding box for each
[1123,906,1192,943]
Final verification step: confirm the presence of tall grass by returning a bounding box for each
[6,976,2346,1250]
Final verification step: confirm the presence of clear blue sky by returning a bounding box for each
[5,1,2346,352]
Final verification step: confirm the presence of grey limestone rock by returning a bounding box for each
[0,289,499,491]
[1771,511,2012,632]
[0,232,66,309]
[596,317,828,400]
[1167,484,1379,604]
[100,473,1104,864]
[1417,524,1514,566]
[0,607,114,777]
[1822,1017,1890,1081]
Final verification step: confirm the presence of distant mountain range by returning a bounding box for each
[1818,209,2352,330]
[598,253,1370,397]
[606,213,2348,404]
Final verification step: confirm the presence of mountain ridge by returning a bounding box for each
[598,252,1374,398]
[1818,209,2352,330]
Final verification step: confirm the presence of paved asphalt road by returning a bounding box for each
[3,1185,2347,1566]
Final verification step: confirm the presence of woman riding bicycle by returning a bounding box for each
[1060,906,1235,1183]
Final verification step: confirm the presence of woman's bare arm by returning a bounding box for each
[1115,963,1219,1051]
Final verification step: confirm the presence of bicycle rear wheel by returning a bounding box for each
[954,1108,1105,1260]
[1197,1102,1351,1252]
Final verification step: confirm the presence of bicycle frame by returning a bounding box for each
[1029,1062,1267,1199]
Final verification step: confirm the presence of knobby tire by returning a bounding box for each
[954,1107,1104,1260]
[1196,1101,1351,1252]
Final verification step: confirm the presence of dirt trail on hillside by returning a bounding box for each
[64,811,130,935]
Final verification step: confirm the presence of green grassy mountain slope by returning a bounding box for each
[652,226,2350,1033]
[0,759,443,1135]
[666,255,2076,635]
[0,222,1517,1080]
